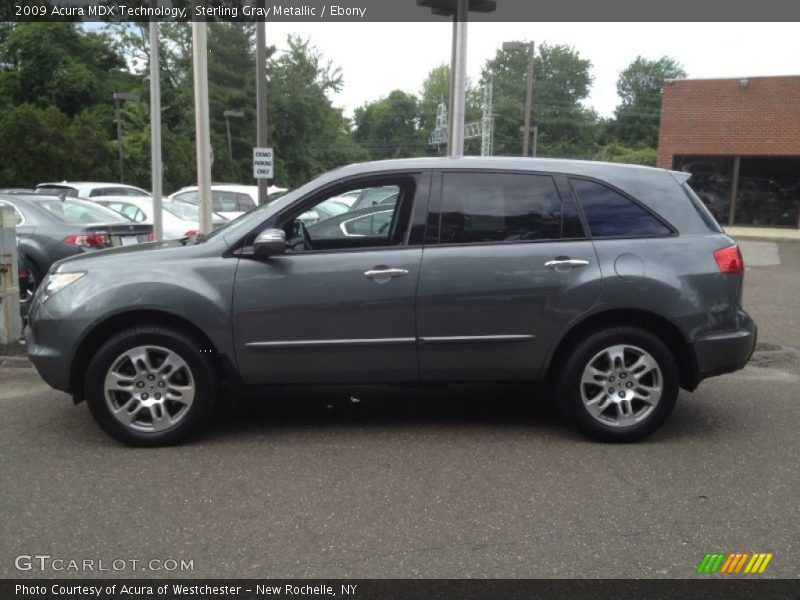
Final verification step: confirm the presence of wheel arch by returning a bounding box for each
[544,308,699,391]
[70,309,231,399]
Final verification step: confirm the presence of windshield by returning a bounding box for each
[38,199,130,224]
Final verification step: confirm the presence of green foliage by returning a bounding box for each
[354,90,424,159]
[482,42,598,158]
[267,36,367,186]
[593,143,658,166]
[612,55,686,147]
[0,104,113,186]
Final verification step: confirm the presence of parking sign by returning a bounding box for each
[253,147,274,179]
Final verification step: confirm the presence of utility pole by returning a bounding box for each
[502,40,535,156]
[223,110,245,163]
[255,13,269,204]
[149,20,163,241]
[192,22,212,235]
[112,92,139,183]
[448,0,468,157]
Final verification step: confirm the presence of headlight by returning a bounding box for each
[43,272,86,299]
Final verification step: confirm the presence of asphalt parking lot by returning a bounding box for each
[1,241,798,579]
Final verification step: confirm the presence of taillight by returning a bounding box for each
[19,268,29,278]
[147,232,154,241]
[63,234,111,248]
[714,244,744,275]
[184,230,197,238]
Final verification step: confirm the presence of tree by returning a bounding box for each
[353,90,424,159]
[0,23,131,118]
[267,36,367,186]
[612,56,686,147]
[482,42,597,158]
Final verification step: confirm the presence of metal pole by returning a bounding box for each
[448,0,468,157]
[532,125,538,158]
[225,115,233,163]
[149,20,163,242]
[192,21,213,235]
[522,41,534,157]
[115,97,124,183]
[256,15,269,204]
[729,156,741,226]
[447,14,457,156]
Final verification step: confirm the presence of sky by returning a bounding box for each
[262,22,800,119]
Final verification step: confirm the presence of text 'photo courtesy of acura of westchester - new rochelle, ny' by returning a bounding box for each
[24,157,757,446]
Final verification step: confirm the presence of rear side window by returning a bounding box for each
[237,193,256,211]
[440,172,565,243]
[38,200,128,224]
[571,178,672,238]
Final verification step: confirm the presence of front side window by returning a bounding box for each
[439,172,564,244]
[280,179,415,252]
[571,178,672,238]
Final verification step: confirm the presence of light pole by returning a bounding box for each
[255,16,269,205]
[223,110,245,164]
[112,92,140,182]
[502,40,535,157]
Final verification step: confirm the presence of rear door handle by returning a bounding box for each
[364,267,409,280]
[545,258,590,269]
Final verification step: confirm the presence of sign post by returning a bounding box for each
[253,147,274,180]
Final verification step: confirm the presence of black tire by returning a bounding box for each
[556,326,679,443]
[85,326,218,446]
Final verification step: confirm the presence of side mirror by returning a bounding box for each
[253,228,286,257]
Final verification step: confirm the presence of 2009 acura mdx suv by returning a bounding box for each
[25,158,757,446]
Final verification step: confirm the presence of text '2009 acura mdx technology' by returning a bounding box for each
[25,158,757,446]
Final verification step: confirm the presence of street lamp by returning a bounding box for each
[112,92,140,183]
[502,40,536,157]
[223,110,245,163]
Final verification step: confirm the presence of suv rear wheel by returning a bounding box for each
[85,327,218,446]
[556,326,679,442]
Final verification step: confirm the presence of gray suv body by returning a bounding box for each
[25,157,756,445]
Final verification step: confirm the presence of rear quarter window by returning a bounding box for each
[571,178,672,238]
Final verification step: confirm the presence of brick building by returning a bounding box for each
[657,76,800,230]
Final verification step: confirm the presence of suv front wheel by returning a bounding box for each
[85,326,218,446]
[557,326,679,442]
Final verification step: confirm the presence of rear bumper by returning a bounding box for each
[693,315,757,381]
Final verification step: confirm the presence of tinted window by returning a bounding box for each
[36,186,78,197]
[90,187,148,197]
[571,179,672,238]
[440,172,562,243]
[237,193,256,211]
[212,191,237,212]
[38,200,129,224]
[343,210,394,236]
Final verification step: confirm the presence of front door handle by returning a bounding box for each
[545,258,590,269]
[364,267,409,280]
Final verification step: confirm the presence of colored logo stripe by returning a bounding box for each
[697,552,773,574]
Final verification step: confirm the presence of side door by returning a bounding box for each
[416,170,602,382]
[233,172,431,385]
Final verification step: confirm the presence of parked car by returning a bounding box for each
[36,182,150,198]
[92,197,228,240]
[24,157,756,446]
[0,188,35,194]
[0,194,152,294]
[17,239,34,312]
[169,184,286,219]
[307,204,396,239]
[296,197,349,226]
